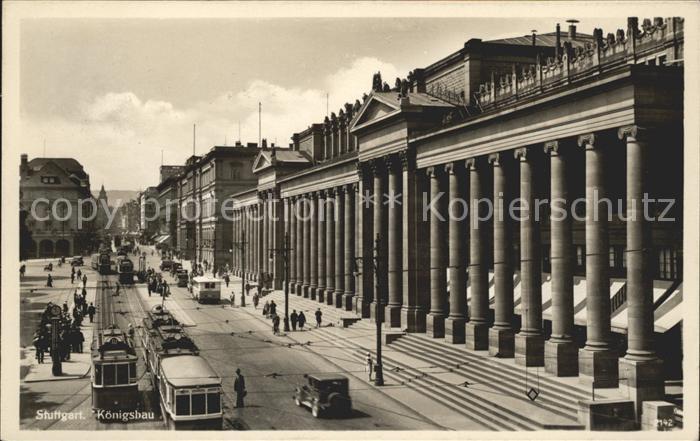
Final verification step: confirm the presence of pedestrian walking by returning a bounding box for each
[88,303,96,323]
[298,311,306,330]
[230,292,235,307]
[70,272,75,284]
[315,308,322,328]
[77,269,82,279]
[62,301,68,314]
[234,368,246,408]
[81,286,87,298]
[269,300,277,317]
[252,292,259,309]
[366,352,374,381]
[82,274,88,288]
[46,274,53,287]
[20,264,26,278]
[224,274,230,288]
[33,335,45,364]
[262,301,269,317]
[290,310,298,331]
[272,314,281,335]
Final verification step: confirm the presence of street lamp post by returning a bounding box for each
[48,304,63,376]
[232,228,247,307]
[353,234,384,386]
[270,232,292,332]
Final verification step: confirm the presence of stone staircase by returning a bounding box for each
[260,290,590,430]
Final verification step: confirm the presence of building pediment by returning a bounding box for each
[252,151,271,174]
[350,93,401,133]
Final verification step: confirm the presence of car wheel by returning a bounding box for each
[294,397,302,407]
[311,404,320,418]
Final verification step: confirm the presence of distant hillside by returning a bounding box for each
[91,190,140,207]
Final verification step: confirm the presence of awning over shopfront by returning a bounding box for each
[155,234,171,245]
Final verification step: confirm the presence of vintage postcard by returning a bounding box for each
[2,1,698,440]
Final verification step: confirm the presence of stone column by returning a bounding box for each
[544,141,578,376]
[618,125,663,415]
[426,165,448,338]
[302,196,312,297]
[489,152,514,358]
[325,189,336,305]
[466,157,489,350]
[355,163,373,317]
[370,159,388,323]
[272,193,284,290]
[400,151,428,333]
[342,184,356,310]
[514,147,544,366]
[255,203,261,281]
[262,194,269,278]
[296,197,304,296]
[334,188,345,308]
[445,160,467,344]
[578,133,618,388]
[247,207,253,279]
[385,155,403,328]
[316,191,327,302]
[289,197,297,293]
[309,193,319,299]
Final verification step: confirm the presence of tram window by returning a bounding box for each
[117,364,129,385]
[104,364,116,386]
[95,365,102,385]
[176,394,190,416]
[191,393,206,415]
[129,362,137,380]
[207,392,221,414]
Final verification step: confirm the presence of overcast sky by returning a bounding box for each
[20,17,626,191]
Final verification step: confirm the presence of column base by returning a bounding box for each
[426,313,446,338]
[619,357,664,419]
[515,333,544,366]
[489,327,515,358]
[401,307,426,333]
[309,286,318,300]
[342,293,354,311]
[579,347,619,388]
[302,284,310,298]
[354,297,370,318]
[326,289,335,306]
[465,322,489,350]
[333,291,345,308]
[384,304,402,328]
[544,339,579,377]
[369,302,384,323]
[317,287,326,302]
[444,317,466,344]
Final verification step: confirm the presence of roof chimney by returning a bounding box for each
[555,23,561,58]
[531,30,537,46]
[567,19,579,40]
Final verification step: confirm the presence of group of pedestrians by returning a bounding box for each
[33,301,86,364]
[145,269,170,297]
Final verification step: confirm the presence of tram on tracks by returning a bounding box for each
[116,256,135,285]
[91,324,139,413]
[91,250,112,274]
[141,305,223,429]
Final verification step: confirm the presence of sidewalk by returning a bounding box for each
[22,273,97,383]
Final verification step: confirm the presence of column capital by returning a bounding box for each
[514,147,530,161]
[577,133,596,150]
[356,161,369,180]
[426,165,444,178]
[543,140,561,155]
[466,156,484,170]
[324,188,337,198]
[342,183,356,194]
[398,149,415,171]
[369,157,386,175]
[444,159,466,174]
[386,154,403,171]
[488,152,503,166]
[617,125,648,142]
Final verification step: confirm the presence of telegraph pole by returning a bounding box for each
[270,231,292,332]
[232,227,247,307]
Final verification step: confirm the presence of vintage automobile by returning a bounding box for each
[293,374,352,418]
[159,260,174,272]
[176,269,189,288]
[70,256,84,266]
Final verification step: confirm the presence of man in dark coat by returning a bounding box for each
[269,300,277,317]
[298,311,306,330]
[82,274,88,288]
[87,303,96,323]
[315,308,322,328]
[233,368,246,408]
[290,310,298,331]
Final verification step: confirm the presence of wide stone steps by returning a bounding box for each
[308,324,533,430]
[389,336,585,423]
